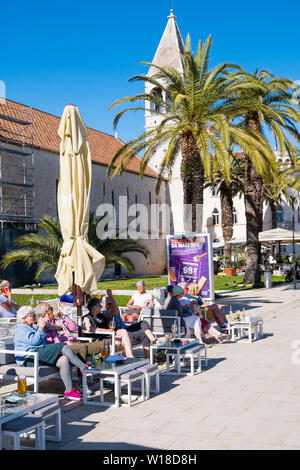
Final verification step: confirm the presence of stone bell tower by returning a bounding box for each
[145,10,186,233]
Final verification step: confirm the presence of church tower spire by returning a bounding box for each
[148,9,185,77]
[145,11,186,234]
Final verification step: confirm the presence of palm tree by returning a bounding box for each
[206,152,245,258]
[108,36,272,232]
[0,214,149,281]
[225,69,300,284]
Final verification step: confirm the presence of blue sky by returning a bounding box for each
[1,0,299,142]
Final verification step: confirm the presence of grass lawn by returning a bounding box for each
[14,274,287,307]
[214,274,286,290]
[13,294,132,308]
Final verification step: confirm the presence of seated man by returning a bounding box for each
[104,289,158,359]
[122,280,154,322]
[164,285,185,317]
[163,285,174,308]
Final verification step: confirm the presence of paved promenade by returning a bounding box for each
[2,283,300,450]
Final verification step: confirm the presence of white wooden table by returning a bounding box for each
[150,338,205,375]
[82,357,149,408]
[228,317,263,343]
[0,392,59,450]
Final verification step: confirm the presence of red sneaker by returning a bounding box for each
[64,388,83,401]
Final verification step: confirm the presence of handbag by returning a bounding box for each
[61,316,79,333]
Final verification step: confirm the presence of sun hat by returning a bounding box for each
[172,285,184,296]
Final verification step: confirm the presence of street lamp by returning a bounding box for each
[287,187,299,290]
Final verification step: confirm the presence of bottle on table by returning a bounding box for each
[91,352,97,369]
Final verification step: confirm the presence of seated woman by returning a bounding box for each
[187,283,228,331]
[36,302,104,364]
[13,306,91,401]
[165,286,228,344]
[103,289,158,359]
[186,303,228,344]
[82,297,136,358]
[123,280,154,322]
[0,280,20,318]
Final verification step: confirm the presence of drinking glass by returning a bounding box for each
[171,321,178,338]
[17,375,27,396]
[236,310,241,321]
[104,341,110,360]
[109,318,115,331]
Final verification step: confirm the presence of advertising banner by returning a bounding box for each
[167,233,214,301]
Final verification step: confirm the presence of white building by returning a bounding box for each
[0,100,169,285]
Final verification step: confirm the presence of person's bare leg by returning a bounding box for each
[193,321,205,344]
[207,325,222,342]
[144,329,157,343]
[143,346,150,359]
[210,305,226,328]
[116,329,134,358]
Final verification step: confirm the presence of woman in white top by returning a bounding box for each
[0,280,20,318]
[123,280,154,322]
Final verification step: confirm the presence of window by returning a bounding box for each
[276,205,283,223]
[150,87,162,114]
[298,208,300,224]
[102,182,105,197]
[233,207,238,224]
[149,192,152,206]
[211,186,217,196]
[212,208,220,225]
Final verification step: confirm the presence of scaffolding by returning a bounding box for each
[0,102,36,232]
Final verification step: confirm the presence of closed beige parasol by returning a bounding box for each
[55,104,105,296]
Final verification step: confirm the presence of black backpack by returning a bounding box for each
[153,349,173,365]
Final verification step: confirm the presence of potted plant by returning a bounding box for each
[224,257,235,276]
[235,260,243,274]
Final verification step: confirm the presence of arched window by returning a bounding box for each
[276,205,283,223]
[212,208,220,225]
[150,87,162,114]
[233,207,238,224]
[211,186,217,196]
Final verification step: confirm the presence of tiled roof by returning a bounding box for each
[0,99,159,178]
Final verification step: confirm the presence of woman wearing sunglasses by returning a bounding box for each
[0,280,20,318]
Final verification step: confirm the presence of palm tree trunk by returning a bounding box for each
[220,182,234,259]
[244,113,264,285]
[269,201,277,229]
[180,133,204,232]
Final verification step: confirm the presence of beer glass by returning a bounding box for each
[17,375,27,396]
